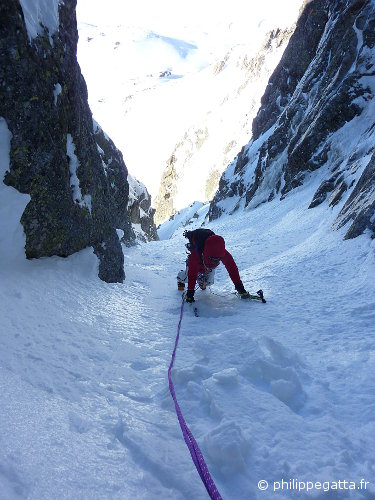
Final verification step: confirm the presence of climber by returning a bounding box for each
[176,228,251,302]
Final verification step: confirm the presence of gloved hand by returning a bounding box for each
[185,289,195,303]
[235,281,250,299]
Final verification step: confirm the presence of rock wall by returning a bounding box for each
[0,0,157,282]
[127,175,158,243]
[209,0,375,239]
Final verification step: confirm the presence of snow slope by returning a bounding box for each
[1,170,375,498]
[157,201,209,241]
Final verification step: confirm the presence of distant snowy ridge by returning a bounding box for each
[153,25,297,225]
[209,0,375,240]
[76,0,305,210]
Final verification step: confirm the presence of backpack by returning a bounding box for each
[183,228,215,259]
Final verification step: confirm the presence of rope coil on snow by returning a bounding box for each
[168,296,222,500]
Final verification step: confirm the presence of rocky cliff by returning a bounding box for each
[0,0,157,282]
[127,175,158,243]
[209,0,375,240]
[93,121,158,245]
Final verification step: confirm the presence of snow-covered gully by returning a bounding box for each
[1,176,375,499]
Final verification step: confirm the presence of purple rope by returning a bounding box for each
[168,297,222,500]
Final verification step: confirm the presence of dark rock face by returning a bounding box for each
[93,123,133,243]
[333,150,375,239]
[209,0,375,239]
[127,175,159,243]
[0,0,156,281]
[154,154,178,226]
[252,0,329,141]
[94,124,158,244]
